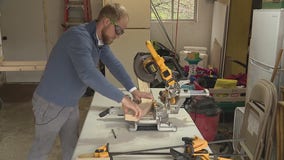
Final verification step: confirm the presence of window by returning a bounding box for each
[151,0,197,21]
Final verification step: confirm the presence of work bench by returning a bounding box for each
[72,88,210,160]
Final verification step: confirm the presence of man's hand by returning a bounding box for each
[131,89,154,104]
[121,96,142,119]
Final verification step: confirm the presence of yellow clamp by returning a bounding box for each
[94,144,110,158]
[77,144,110,160]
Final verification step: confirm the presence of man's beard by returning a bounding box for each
[102,28,113,45]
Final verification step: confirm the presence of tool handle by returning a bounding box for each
[99,107,113,117]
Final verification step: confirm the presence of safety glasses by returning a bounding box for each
[109,18,124,36]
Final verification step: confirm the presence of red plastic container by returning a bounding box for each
[184,96,221,142]
[189,112,220,141]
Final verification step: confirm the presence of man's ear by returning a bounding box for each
[103,17,111,26]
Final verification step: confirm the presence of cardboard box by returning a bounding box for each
[209,88,246,102]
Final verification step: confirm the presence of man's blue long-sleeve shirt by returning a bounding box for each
[35,21,136,107]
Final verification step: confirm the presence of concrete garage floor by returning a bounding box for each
[0,83,237,160]
[0,83,92,160]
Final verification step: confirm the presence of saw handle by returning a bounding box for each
[145,40,176,87]
[99,106,114,117]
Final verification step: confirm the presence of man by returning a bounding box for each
[28,3,153,160]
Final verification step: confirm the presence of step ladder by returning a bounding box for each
[63,0,91,30]
[0,12,3,60]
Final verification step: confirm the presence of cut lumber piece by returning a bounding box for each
[124,102,153,122]
[124,78,154,121]
[137,78,152,103]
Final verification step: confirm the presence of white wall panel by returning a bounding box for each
[105,29,150,87]
[0,0,47,82]
[103,0,150,87]
[103,0,150,28]
[0,0,63,82]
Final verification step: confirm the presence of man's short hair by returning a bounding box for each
[97,3,128,22]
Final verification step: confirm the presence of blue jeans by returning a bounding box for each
[28,93,79,160]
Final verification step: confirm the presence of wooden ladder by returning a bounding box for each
[63,0,91,30]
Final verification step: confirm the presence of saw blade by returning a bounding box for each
[133,52,156,83]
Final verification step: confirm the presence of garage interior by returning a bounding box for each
[0,0,284,160]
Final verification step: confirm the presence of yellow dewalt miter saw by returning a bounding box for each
[134,41,180,105]
[132,40,209,132]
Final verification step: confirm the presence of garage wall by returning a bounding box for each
[0,0,64,82]
[150,0,214,54]
[0,0,214,82]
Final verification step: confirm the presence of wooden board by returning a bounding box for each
[0,60,46,71]
[209,39,222,71]
[277,101,284,160]
[137,78,151,102]
[124,102,153,121]
[124,78,153,121]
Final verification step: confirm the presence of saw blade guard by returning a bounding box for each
[133,52,158,83]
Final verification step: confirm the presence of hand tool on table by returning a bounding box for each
[77,136,245,160]
[99,106,124,117]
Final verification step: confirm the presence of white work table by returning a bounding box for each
[72,88,209,160]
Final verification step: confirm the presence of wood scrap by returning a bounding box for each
[137,78,152,103]
[124,78,153,121]
[124,102,153,122]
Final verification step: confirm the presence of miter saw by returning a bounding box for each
[131,40,210,132]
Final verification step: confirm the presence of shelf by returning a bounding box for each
[0,61,46,71]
